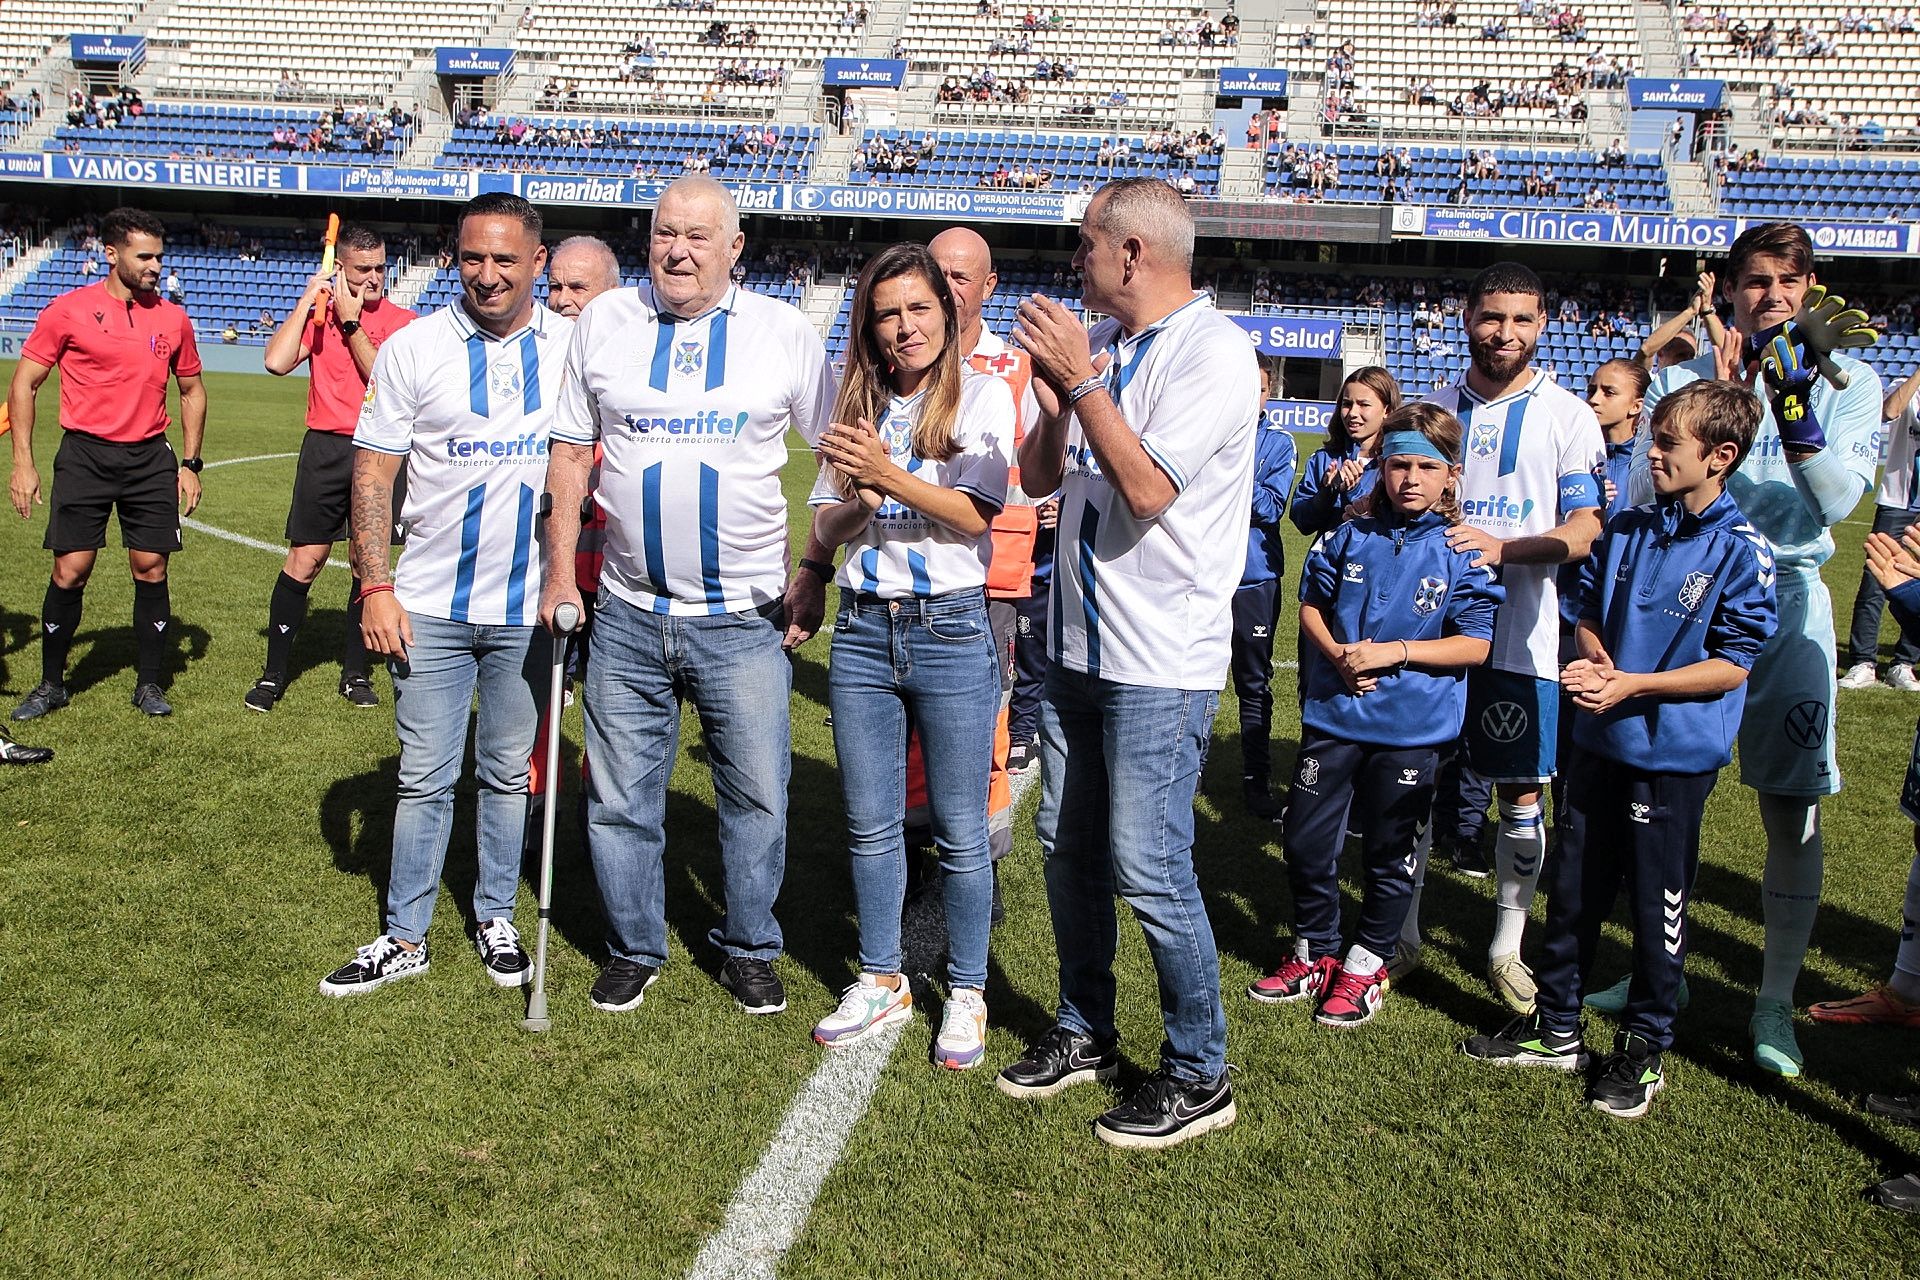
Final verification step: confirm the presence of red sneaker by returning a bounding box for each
[1316,966,1388,1026]
[1247,954,1339,1004]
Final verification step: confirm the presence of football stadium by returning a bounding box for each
[4,0,1920,1273]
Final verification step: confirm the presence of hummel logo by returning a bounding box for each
[1398,768,1421,785]
[1252,625,1269,639]
[1630,802,1650,824]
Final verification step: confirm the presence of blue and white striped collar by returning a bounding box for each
[1452,367,1545,410]
[1112,289,1211,347]
[448,299,558,345]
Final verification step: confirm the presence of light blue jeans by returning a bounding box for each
[829,588,999,990]
[384,612,546,944]
[1036,665,1227,1082]
[583,591,791,968]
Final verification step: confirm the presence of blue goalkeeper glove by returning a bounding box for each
[1753,323,1824,452]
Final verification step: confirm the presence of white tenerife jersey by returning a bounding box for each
[552,282,837,615]
[1052,293,1261,692]
[355,301,574,626]
[1631,350,1883,578]
[1424,370,1605,677]
[810,370,1015,598]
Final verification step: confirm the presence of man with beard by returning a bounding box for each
[1409,262,1606,1013]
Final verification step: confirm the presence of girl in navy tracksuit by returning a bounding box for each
[1249,403,1502,1026]
[1289,366,1401,535]
[1232,355,1300,818]
[1463,379,1778,1119]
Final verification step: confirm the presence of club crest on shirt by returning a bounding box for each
[1468,419,1500,459]
[1298,757,1321,787]
[488,361,522,399]
[149,334,172,361]
[673,339,705,376]
[1413,575,1446,616]
[1677,570,1712,612]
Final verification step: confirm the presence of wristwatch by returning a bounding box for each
[338,319,362,337]
[180,457,204,473]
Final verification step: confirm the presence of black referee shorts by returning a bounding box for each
[45,431,182,554]
[285,429,408,547]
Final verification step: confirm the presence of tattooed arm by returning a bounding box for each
[350,448,411,658]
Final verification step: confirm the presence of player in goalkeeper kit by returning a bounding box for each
[1596,222,1883,1079]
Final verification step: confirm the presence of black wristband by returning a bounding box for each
[798,557,835,580]
[179,457,204,473]
[338,319,362,337]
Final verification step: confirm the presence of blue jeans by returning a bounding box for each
[385,612,546,944]
[1035,665,1226,1082]
[583,590,790,968]
[1846,505,1920,668]
[829,588,999,990]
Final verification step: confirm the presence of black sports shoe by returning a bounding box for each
[319,935,430,997]
[474,917,531,987]
[1094,1066,1237,1150]
[1866,1092,1920,1126]
[996,1024,1119,1099]
[339,675,379,708]
[1447,837,1492,879]
[10,681,69,722]
[243,677,284,713]
[590,957,660,1012]
[130,683,173,716]
[1587,1032,1665,1120]
[1868,1172,1920,1215]
[989,864,1006,928]
[1241,776,1282,822]
[719,955,787,1014]
[0,727,53,765]
[1459,1013,1586,1070]
[1005,740,1035,774]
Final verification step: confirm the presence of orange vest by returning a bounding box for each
[969,345,1038,599]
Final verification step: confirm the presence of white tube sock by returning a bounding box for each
[1490,798,1545,959]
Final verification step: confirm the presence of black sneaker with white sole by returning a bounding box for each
[474,917,531,987]
[0,727,53,764]
[1005,740,1035,773]
[319,935,430,997]
[719,955,787,1013]
[11,681,69,722]
[1459,1013,1586,1069]
[590,957,660,1012]
[1586,1032,1665,1120]
[339,675,379,708]
[243,677,285,713]
[996,1024,1120,1099]
[1094,1066,1237,1149]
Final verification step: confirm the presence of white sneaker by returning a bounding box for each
[935,988,988,1070]
[813,972,913,1048]
[1488,952,1538,1015]
[319,935,430,997]
[1890,664,1920,692]
[1838,661,1879,690]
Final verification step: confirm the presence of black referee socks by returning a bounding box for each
[342,578,371,681]
[264,571,312,680]
[133,578,171,688]
[41,581,84,686]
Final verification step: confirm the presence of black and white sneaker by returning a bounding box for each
[243,676,284,713]
[1094,1066,1237,1150]
[590,957,660,1012]
[1446,837,1492,879]
[718,955,787,1013]
[996,1024,1119,1099]
[1587,1032,1665,1120]
[10,681,69,722]
[1005,740,1035,774]
[130,683,173,717]
[1459,1013,1586,1070]
[474,917,531,987]
[0,727,53,765]
[339,675,379,708]
[319,935,430,997]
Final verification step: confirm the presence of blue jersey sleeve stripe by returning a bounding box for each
[648,319,675,392]
[706,310,730,392]
[355,440,411,456]
[465,336,489,419]
[1139,436,1190,493]
[505,482,536,625]
[449,482,487,623]
[1077,499,1102,678]
[698,463,725,614]
[519,332,541,415]
[907,549,932,598]
[641,462,672,609]
[1497,397,1527,478]
[1557,471,1603,513]
[952,480,1006,511]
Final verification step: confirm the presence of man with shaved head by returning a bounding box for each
[996,178,1258,1149]
[541,176,837,1019]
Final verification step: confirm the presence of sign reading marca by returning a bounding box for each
[1802,221,1917,256]
[821,58,907,88]
[435,47,515,76]
[1626,78,1725,110]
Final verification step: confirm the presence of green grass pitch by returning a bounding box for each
[1,365,1917,1277]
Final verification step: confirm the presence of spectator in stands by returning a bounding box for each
[1895,7,1917,33]
[165,269,185,304]
[1602,137,1627,166]
[275,70,304,100]
[1448,177,1470,205]
[255,309,275,333]
[1483,16,1511,38]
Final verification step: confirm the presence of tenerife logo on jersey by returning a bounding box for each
[621,409,752,441]
[488,361,522,400]
[1063,442,1105,479]
[1468,419,1500,458]
[1413,575,1446,616]
[448,432,549,463]
[1298,757,1320,787]
[1460,494,1535,525]
[1677,570,1713,612]
[672,340,705,376]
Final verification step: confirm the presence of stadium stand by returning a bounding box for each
[854,126,1223,194]
[1716,152,1920,219]
[439,116,817,179]
[1264,140,1671,209]
[0,0,139,84]
[52,101,413,163]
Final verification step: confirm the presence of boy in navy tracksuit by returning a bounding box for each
[1248,404,1502,1025]
[1463,379,1778,1119]
[1232,356,1300,819]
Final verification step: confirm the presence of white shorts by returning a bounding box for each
[1738,572,1840,797]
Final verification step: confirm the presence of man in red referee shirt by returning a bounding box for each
[246,223,415,712]
[7,206,207,719]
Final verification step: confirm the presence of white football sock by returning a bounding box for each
[1490,798,1545,959]
[1891,837,1920,1004]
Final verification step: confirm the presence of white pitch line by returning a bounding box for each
[686,765,1043,1280]
[182,453,351,569]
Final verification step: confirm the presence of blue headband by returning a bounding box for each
[1379,430,1454,464]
